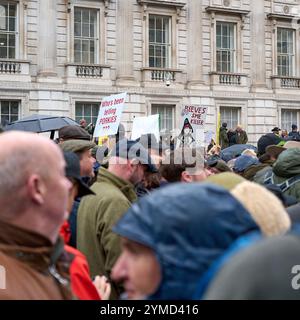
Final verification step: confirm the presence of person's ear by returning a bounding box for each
[27,174,46,205]
[181,170,193,183]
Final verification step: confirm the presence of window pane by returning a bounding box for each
[9,17,15,31]
[82,9,89,23]
[82,39,89,52]
[82,51,89,64]
[75,104,83,117]
[74,51,81,63]
[74,8,81,22]
[8,46,14,58]
[11,101,18,114]
[1,115,9,125]
[1,101,9,114]
[0,33,7,47]
[0,46,6,58]
[92,104,99,116]
[74,22,81,36]
[82,23,89,37]
[8,34,14,47]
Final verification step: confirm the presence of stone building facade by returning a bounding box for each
[0,0,300,143]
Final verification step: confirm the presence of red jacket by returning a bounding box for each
[65,245,101,300]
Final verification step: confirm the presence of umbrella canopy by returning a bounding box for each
[220,144,257,162]
[4,114,79,133]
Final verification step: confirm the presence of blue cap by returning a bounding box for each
[111,139,158,173]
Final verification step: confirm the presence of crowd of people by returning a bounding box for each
[0,120,300,300]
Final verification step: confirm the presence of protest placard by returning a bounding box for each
[93,92,127,138]
[131,114,159,141]
[177,105,208,148]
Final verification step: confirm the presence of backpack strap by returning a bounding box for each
[263,170,274,185]
[277,175,300,193]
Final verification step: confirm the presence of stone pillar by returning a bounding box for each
[251,0,266,88]
[37,0,57,76]
[116,0,135,84]
[187,0,203,88]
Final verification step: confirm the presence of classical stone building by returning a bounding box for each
[0,0,300,143]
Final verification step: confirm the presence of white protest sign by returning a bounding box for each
[93,92,127,138]
[131,114,160,141]
[177,105,208,148]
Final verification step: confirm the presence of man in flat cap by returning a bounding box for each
[60,139,96,248]
[77,139,157,299]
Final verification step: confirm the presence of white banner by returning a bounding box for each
[93,92,127,138]
[131,114,160,141]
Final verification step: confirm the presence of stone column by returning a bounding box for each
[251,0,266,88]
[37,0,57,76]
[187,0,203,88]
[116,0,135,84]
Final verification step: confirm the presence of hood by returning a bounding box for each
[273,148,300,178]
[113,183,258,300]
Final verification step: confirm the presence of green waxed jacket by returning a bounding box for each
[77,167,137,299]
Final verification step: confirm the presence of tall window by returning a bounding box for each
[216,22,236,73]
[220,107,240,130]
[149,15,171,68]
[281,109,298,131]
[0,3,16,59]
[151,104,175,133]
[74,7,98,64]
[75,102,100,125]
[277,28,294,77]
[0,100,19,126]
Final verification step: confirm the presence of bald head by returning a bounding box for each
[0,131,63,199]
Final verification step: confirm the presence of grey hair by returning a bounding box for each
[0,147,43,198]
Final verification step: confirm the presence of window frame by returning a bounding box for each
[280,108,300,131]
[219,106,241,130]
[216,101,247,133]
[0,1,21,60]
[212,15,242,73]
[143,7,178,69]
[276,27,296,77]
[74,7,99,65]
[0,99,20,126]
[68,1,106,65]
[75,101,100,125]
[216,21,237,73]
[151,103,175,133]
[148,14,172,69]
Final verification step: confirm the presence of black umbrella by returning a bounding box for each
[4,114,79,139]
[220,144,257,162]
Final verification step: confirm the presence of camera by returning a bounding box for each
[165,79,171,87]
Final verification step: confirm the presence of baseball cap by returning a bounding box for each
[63,152,95,197]
[60,139,96,153]
[59,125,91,141]
[110,139,158,173]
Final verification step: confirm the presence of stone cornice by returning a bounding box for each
[205,6,250,17]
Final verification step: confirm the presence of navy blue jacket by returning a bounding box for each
[113,183,258,300]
